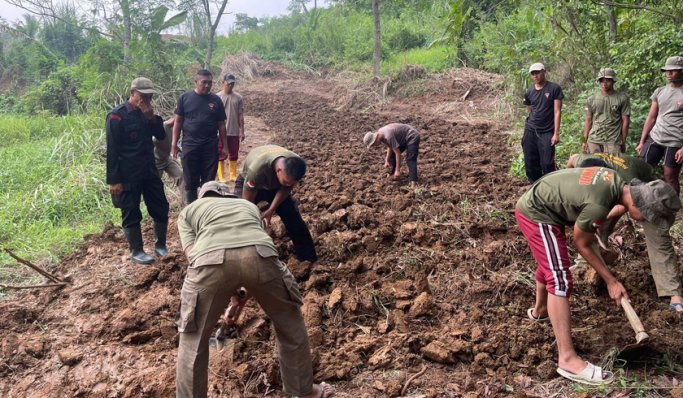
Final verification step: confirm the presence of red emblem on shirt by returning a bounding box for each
[109,114,122,121]
[579,167,613,185]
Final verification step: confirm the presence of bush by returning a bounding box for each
[20,66,81,115]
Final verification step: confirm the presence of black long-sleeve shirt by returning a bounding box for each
[106,101,166,184]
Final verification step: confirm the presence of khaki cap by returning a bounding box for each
[363,131,378,148]
[630,179,681,229]
[529,63,545,73]
[198,181,237,199]
[131,77,158,94]
[596,68,617,82]
[661,56,683,71]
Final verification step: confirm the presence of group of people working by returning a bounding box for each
[517,56,683,385]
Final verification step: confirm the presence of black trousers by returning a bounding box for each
[234,176,318,262]
[522,125,556,183]
[181,142,218,192]
[111,177,169,229]
[388,137,420,182]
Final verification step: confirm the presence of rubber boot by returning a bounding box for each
[184,189,198,204]
[123,227,154,264]
[229,160,238,182]
[154,222,168,256]
[217,161,227,183]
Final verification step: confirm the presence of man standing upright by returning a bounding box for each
[217,73,245,182]
[636,56,683,194]
[522,63,564,182]
[106,77,169,264]
[234,145,318,264]
[172,69,228,204]
[583,68,630,154]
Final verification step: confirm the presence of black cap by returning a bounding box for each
[224,74,236,83]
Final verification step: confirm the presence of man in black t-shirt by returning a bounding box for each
[522,63,564,182]
[172,69,228,204]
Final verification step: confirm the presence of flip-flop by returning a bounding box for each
[671,302,683,313]
[556,362,614,386]
[527,308,549,322]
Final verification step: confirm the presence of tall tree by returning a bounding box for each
[199,0,230,68]
[372,0,381,77]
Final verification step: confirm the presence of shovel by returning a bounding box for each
[209,288,250,350]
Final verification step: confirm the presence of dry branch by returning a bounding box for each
[3,248,64,284]
[0,282,67,290]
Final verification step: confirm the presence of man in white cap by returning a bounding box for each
[522,63,564,182]
[106,77,169,264]
[583,68,630,154]
[636,56,683,194]
[175,181,334,398]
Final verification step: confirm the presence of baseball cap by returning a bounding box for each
[629,179,681,229]
[224,74,236,83]
[661,56,683,71]
[596,68,617,82]
[529,63,545,73]
[363,131,378,148]
[198,181,237,199]
[130,77,157,94]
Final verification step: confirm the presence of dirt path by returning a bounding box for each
[1,66,681,398]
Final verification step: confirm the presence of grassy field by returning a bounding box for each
[0,114,119,291]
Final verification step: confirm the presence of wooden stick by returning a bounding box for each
[0,282,66,290]
[620,297,649,343]
[3,248,63,284]
[461,87,473,101]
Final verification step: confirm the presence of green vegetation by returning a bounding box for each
[0,114,118,284]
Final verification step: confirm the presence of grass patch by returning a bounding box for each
[382,45,455,75]
[0,114,119,291]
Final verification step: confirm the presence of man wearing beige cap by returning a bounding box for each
[636,56,683,194]
[583,68,630,154]
[363,123,421,186]
[106,77,169,264]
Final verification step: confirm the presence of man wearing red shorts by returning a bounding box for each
[515,167,679,385]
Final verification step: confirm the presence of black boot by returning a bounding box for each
[122,227,154,264]
[154,222,168,256]
[184,189,198,204]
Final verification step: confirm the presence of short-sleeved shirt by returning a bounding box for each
[516,167,624,232]
[178,197,277,265]
[174,91,227,148]
[649,85,683,147]
[153,124,173,164]
[378,123,420,148]
[523,81,564,132]
[574,153,654,182]
[217,91,244,137]
[585,90,630,144]
[240,145,301,191]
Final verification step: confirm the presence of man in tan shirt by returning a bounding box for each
[217,73,245,182]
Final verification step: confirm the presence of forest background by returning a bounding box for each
[0,0,682,286]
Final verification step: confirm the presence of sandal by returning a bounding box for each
[527,308,549,322]
[670,302,683,313]
[557,362,614,386]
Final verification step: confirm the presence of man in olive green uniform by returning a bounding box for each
[176,181,334,398]
[234,145,317,263]
[583,68,630,154]
[568,153,683,312]
[516,168,680,384]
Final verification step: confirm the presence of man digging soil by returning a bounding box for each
[363,123,421,186]
[176,181,334,398]
[515,167,680,385]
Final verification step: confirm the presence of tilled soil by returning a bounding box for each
[1,66,682,398]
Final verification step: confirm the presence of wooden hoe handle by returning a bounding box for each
[620,297,649,343]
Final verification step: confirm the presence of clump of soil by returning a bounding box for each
[0,62,681,398]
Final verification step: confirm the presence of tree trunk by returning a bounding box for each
[121,0,131,64]
[203,0,230,69]
[372,0,381,78]
[606,4,617,44]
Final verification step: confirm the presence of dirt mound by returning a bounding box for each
[1,65,681,398]
[219,53,291,82]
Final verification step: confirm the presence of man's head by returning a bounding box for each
[363,131,380,148]
[529,62,546,84]
[275,157,306,188]
[627,179,681,229]
[198,181,237,199]
[661,56,683,84]
[129,77,157,108]
[194,69,214,95]
[596,68,617,93]
[223,74,236,93]
[579,158,609,168]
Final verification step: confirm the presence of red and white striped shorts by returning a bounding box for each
[515,209,573,297]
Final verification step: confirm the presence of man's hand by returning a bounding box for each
[607,280,629,306]
[620,141,626,153]
[384,161,391,169]
[109,183,124,195]
[581,142,588,153]
[675,147,683,164]
[172,144,181,159]
[262,208,275,228]
[220,146,229,160]
[551,133,560,146]
[138,100,155,120]
[240,132,245,142]
[635,142,645,154]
